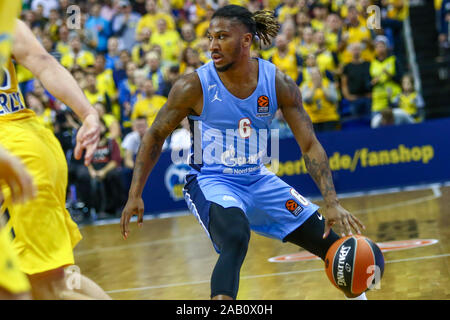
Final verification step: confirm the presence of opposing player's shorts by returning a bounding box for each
[0,116,82,275]
[183,167,319,252]
[0,226,30,294]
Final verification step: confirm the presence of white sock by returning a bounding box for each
[345,292,367,300]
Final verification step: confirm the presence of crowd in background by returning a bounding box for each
[17,0,434,219]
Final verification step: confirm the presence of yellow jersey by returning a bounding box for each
[0,58,33,121]
[0,1,21,82]
[270,50,301,83]
[301,78,340,123]
[131,94,167,126]
[370,55,402,112]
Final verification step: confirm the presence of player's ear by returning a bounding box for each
[241,32,253,48]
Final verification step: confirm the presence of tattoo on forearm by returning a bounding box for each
[304,153,337,204]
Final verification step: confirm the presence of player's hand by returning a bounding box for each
[0,147,37,204]
[74,113,100,166]
[322,203,365,238]
[120,196,145,240]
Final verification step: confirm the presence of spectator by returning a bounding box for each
[71,118,124,217]
[31,0,59,18]
[132,27,153,68]
[370,35,402,113]
[60,33,95,70]
[278,0,298,24]
[94,54,118,115]
[391,74,425,122]
[26,92,54,131]
[85,3,112,53]
[83,73,106,106]
[93,102,122,145]
[180,23,199,52]
[301,67,340,132]
[324,13,342,55]
[160,65,180,98]
[150,18,181,65]
[169,117,191,151]
[112,0,141,51]
[136,0,176,35]
[131,78,167,127]
[371,108,415,128]
[45,9,61,42]
[118,61,139,126]
[338,5,375,66]
[122,116,148,170]
[311,3,328,31]
[180,47,203,75]
[314,30,337,76]
[142,51,166,95]
[105,37,121,70]
[281,19,300,56]
[113,49,132,87]
[341,42,372,122]
[269,33,302,84]
[55,23,70,57]
[298,26,318,60]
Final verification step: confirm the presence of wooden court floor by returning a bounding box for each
[74,184,450,300]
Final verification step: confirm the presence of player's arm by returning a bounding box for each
[11,19,99,166]
[0,146,36,206]
[276,70,365,237]
[120,72,202,239]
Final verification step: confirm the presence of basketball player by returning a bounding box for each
[0,15,110,299]
[0,0,34,300]
[121,5,366,300]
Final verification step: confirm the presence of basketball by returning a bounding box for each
[324,235,385,297]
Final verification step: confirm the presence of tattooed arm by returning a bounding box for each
[276,70,365,238]
[120,72,203,239]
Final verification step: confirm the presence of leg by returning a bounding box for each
[283,211,340,260]
[209,203,250,300]
[27,267,111,300]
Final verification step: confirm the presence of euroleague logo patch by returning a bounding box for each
[257,95,269,115]
[285,199,303,216]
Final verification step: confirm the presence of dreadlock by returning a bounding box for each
[212,5,280,46]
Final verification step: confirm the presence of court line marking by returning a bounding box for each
[104,253,450,294]
[75,234,202,257]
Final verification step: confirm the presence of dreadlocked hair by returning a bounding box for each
[212,5,280,46]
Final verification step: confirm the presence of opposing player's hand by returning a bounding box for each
[120,196,145,240]
[74,113,100,166]
[0,147,37,204]
[322,203,365,238]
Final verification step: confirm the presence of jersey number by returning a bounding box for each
[238,118,252,139]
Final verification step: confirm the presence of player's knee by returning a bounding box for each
[222,225,250,253]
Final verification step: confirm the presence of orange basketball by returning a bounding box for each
[324,235,385,297]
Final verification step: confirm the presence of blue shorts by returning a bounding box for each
[183,167,319,252]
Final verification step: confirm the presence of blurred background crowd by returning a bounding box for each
[15,0,448,221]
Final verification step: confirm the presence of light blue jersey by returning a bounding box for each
[183,59,319,250]
[188,58,278,175]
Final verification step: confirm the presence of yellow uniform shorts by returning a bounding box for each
[0,116,82,275]
[0,226,30,294]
